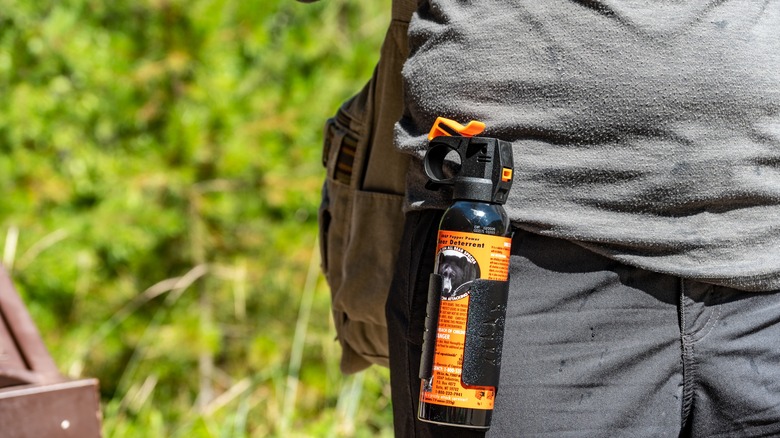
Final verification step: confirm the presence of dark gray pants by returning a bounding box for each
[387,210,780,437]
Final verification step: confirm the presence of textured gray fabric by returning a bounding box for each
[395,0,780,291]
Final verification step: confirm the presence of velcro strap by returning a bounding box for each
[461,278,510,389]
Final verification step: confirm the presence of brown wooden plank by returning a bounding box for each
[0,265,62,385]
[0,379,103,437]
[0,310,26,369]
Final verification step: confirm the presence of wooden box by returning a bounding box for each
[0,266,103,437]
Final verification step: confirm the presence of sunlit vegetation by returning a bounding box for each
[0,0,393,436]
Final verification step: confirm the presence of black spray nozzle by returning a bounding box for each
[423,135,514,204]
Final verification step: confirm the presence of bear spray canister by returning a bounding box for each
[418,118,514,429]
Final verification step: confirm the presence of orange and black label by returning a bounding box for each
[421,230,511,410]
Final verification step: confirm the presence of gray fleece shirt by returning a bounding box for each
[395,0,780,291]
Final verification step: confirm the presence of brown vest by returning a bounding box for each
[319,0,417,373]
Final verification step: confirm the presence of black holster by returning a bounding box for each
[419,274,510,389]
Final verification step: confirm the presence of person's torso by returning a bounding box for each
[395,0,780,290]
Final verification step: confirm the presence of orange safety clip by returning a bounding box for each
[427,117,486,140]
[501,168,513,182]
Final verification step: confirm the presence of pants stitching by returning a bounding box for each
[685,283,721,342]
[680,279,697,433]
[690,304,721,343]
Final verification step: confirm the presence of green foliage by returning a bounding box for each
[0,0,393,436]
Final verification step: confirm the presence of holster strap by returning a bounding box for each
[418,274,510,390]
[462,278,509,389]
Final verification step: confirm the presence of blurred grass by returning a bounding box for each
[0,0,394,436]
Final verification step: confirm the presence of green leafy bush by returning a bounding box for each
[0,0,393,436]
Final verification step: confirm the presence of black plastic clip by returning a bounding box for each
[419,273,442,381]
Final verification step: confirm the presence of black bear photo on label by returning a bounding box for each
[437,249,480,299]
